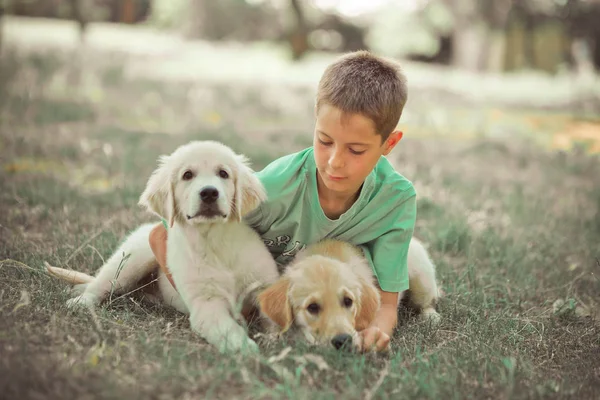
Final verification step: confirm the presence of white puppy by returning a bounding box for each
[48,141,279,354]
[258,238,440,350]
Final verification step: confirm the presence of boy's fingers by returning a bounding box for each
[375,333,390,352]
[360,329,377,351]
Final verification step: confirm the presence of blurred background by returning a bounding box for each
[4,0,600,73]
[1,0,600,161]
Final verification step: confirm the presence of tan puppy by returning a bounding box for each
[258,238,440,350]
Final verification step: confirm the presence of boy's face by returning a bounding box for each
[313,104,401,201]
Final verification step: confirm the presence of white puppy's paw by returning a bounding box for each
[66,293,99,309]
[217,332,259,355]
[420,307,441,326]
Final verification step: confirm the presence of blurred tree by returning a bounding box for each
[288,0,309,59]
[67,0,89,41]
[179,0,283,41]
[367,1,453,64]
[314,14,366,52]
[441,0,514,72]
[6,0,150,24]
[287,0,367,59]
[0,2,4,53]
[561,0,600,72]
[369,0,599,73]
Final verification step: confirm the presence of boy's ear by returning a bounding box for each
[383,131,403,155]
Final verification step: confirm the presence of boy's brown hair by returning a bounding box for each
[316,51,407,142]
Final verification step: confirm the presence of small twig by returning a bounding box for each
[399,334,464,369]
[87,245,105,265]
[108,277,159,305]
[87,306,105,342]
[109,252,131,302]
[364,361,390,400]
[535,271,588,294]
[0,259,39,272]
[66,334,84,351]
[127,296,154,318]
[64,216,116,266]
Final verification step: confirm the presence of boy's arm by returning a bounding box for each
[359,290,398,352]
[149,223,168,269]
[358,192,416,352]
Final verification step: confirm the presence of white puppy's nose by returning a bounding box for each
[200,187,219,203]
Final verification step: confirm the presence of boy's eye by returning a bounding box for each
[349,148,365,155]
[307,303,320,315]
[318,139,332,146]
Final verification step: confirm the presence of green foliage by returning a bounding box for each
[366,1,453,58]
[148,0,188,29]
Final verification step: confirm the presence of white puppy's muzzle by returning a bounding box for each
[186,181,229,222]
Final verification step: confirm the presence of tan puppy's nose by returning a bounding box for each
[331,333,353,350]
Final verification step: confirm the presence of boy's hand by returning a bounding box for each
[357,290,398,352]
[358,326,390,352]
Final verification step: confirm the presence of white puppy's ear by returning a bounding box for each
[232,155,266,221]
[258,278,293,333]
[138,155,178,227]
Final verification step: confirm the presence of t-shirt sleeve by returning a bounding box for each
[360,193,417,292]
[243,148,309,236]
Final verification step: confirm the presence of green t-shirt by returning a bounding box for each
[244,147,416,292]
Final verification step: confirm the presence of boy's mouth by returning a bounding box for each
[327,174,345,181]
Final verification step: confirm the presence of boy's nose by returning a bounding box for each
[328,151,344,169]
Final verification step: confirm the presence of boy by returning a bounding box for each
[149,51,415,352]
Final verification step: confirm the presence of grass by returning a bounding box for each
[1,41,599,400]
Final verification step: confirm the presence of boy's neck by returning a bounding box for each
[316,174,362,220]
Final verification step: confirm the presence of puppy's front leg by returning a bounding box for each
[189,298,259,354]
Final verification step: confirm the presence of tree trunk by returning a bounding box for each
[485,30,508,72]
[0,4,4,54]
[184,0,207,39]
[69,0,88,42]
[445,0,513,72]
[451,22,487,71]
[289,0,309,60]
[480,0,513,72]
[444,0,485,71]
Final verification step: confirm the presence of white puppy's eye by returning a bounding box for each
[218,169,229,179]
[343,297,353,308]
[182,170,194,181]
[307,303,320,315]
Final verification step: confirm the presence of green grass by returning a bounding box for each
[1,47,599,400]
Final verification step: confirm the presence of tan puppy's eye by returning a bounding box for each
[343,297,353,308]
[218,169,229,179]
[307,303,320,315]
[182,170,194,181]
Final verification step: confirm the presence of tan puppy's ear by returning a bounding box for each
[231,154,267,221]
[355,280,381,331]
[258,278,293,333]
[139,155,178,226]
